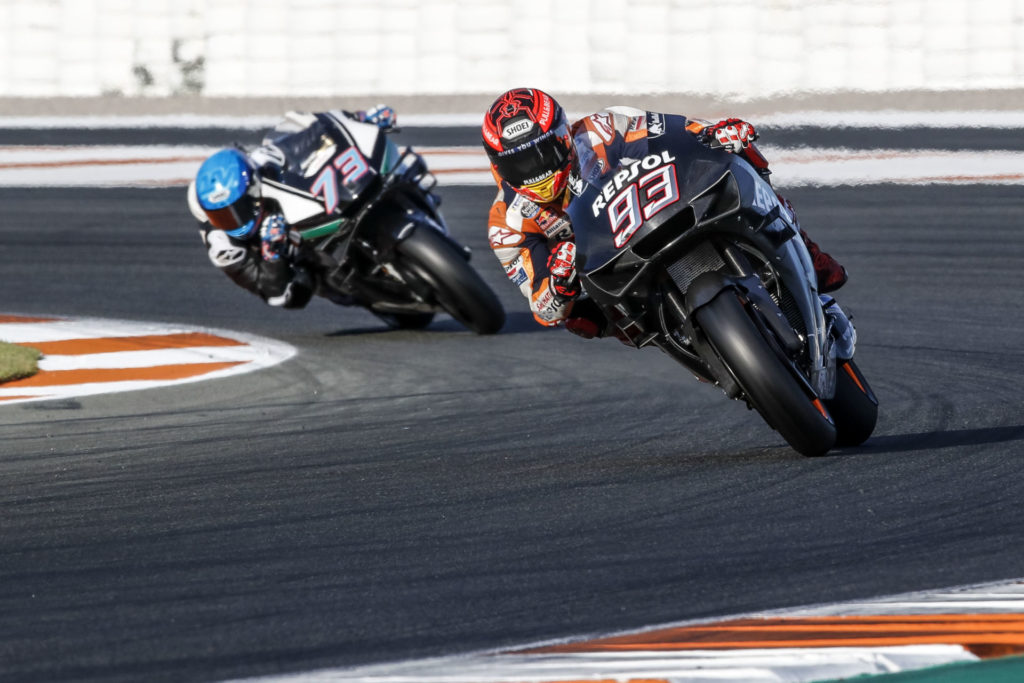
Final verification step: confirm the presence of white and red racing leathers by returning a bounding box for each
[487,106,773,327]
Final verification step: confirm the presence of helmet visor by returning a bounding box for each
[491,123,571,189]
[204,184,260,236]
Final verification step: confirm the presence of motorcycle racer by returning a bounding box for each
[187,105,397,308]
[482,88,849,340]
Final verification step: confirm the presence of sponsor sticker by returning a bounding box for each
[483,125,501,149]
[488,225,524,247]
[502,119,534,140]
[510,194,540,219]
[504,255,530,287]
[503,256,522,274]
[537,93,553,128]
[521,171,552,186]
[206,184,230,204]
[647,112,665,137]
[537,211,572,240]
[590,113,615,144]
[567,170,585,197]
[592,150,677,216]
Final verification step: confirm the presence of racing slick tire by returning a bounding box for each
[694,290,837,457]
[825,358,878,447]
[395,227,506,335]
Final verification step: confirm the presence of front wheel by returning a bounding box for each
[825,359,878,447]
[694,290,837,457]
[395,227,506,335]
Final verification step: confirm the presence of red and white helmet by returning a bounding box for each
[482,88,572,204]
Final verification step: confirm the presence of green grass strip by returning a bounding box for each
[0,341,40,383]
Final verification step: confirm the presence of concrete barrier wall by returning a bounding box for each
[1,0,1023,99]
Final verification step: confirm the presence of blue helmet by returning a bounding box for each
[194,148,260,237]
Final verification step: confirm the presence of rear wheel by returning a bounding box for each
[694,290,837,457]
[395,227,505,335]
[825,359,878,447]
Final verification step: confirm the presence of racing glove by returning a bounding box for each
[360,104,397,130]
[259,213,296,262]
[705,118,758,153]
[547,241,581,302]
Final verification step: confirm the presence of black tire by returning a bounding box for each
[825,359,878,447]
[395,227,505,335]
[372,311,435,330]
[694,290,837,457]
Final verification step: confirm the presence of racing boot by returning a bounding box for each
[801,229,848,293]
[563,297,607,340]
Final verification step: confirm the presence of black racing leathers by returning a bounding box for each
[200,226,313,308]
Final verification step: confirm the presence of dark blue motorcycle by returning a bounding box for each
[568,114,877,456]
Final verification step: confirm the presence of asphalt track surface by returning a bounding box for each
[2,175,1024,681]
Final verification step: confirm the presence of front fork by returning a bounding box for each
[681,226,835,401]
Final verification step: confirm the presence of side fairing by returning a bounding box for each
[265,115,385,219]
[568,116,735,273]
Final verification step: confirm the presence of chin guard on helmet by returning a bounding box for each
[516,166,570,204]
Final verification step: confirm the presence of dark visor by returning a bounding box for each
[205,194,258,234]
[492,124,570,187]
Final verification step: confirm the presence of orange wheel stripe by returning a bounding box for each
[842,362,868,393]
[2,361,244,387]
[21,332,246,355]
[812,398,831,420]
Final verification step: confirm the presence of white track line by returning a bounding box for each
[38,345,274,371]
[2,145,1023,187]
